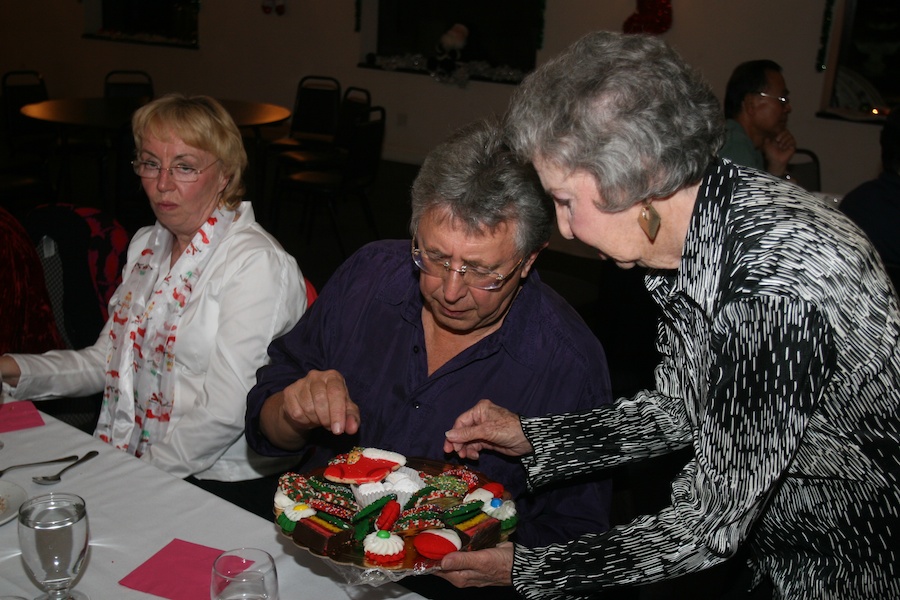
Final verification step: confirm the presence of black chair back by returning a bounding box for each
[788,148,821,192]
[333,87,371,148]
[289,75,341,141]
[104,70,154,101]
[1,70,56,152]
[343,106,385,185]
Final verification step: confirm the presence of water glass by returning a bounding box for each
[211,547,278,600]
[17,492,89,600]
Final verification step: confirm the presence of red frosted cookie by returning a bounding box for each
[324,447,407,484]
[413,528,462,560]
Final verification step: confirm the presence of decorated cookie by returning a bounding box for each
[324,447,407,484]
[364,529,406,565]
[376,499,402,531]
[442,500,484,526]
[276,501,315,534]
[484,497,518,530]
[414,528,462,560]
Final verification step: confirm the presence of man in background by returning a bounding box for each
[720,59,796,179]
[841,110,900,267]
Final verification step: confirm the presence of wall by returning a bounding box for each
[0,0,881,194]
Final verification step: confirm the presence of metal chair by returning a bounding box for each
[788,148,821,192]
[103,70,154,101]
[268,75,341,152]
[1,70,103,201]
[276,86,371,172]
[273,106,385,257]
[1,70,57,162]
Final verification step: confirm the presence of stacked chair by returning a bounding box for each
[787,148,821,192]
[268,75,342,153]
[276,86,372,173]
[271,102,386,258]
[103,70,154,102]
[103,70,155,228]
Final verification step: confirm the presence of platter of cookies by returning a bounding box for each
[273,447,517,582]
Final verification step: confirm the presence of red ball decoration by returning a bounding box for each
[623,0,673,35]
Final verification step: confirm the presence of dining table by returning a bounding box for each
[0,402,424,599]
[19,97,290,134]
[20,97,291,212]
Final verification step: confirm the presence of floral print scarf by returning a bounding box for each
[95,206,236,457]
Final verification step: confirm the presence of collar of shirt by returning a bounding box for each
[379,256,547,370]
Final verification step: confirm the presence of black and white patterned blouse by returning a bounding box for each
[512,160,900,599]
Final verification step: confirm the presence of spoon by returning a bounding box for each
[0,455,78,477]
[32,450,99,485]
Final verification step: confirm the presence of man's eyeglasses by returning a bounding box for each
[411,237,523,291]
[132,159,220,182]
[756,92,790,106]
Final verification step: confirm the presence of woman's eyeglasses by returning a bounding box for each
[132,159,220,182]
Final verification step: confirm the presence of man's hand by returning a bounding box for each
[435,542,515,588]
[443,399,533,460]
[259,369,360,449]
[763,129,796,177]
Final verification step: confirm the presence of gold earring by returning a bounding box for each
[638,203,661,242]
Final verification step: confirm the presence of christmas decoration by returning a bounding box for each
[262,0,285,16]
[623,0,672,35]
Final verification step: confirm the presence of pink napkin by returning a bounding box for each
[0,400,45,433]
[119,539,224,600]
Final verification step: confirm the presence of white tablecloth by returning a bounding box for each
[0,408,422,599]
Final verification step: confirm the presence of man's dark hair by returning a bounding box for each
[723,59,783,119]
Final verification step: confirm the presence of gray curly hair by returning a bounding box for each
[505,31,724,212]
[410,117,553,256]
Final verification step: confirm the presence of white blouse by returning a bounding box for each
[9,202,306,482]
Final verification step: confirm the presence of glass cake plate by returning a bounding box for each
[280,457,512,586]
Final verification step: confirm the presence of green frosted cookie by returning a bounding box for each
[276,511,298,533]
[442,500,484,525]
[352,493,397,524]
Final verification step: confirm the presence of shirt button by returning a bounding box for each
[413,346,420,354]
[413,402,420,409]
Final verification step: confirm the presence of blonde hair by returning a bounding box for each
[132,93,247,210]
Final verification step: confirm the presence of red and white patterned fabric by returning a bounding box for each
[96,206,235,457]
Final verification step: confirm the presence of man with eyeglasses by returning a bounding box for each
[720,59,797,179]
[245,118,613,597]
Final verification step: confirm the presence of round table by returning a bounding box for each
[20,97,290,131]
[20,98,291,211]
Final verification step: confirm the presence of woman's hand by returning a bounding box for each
[443,399,533,460]
[260,369,360,450]
[435,542,515,588]
[0,355,21,388]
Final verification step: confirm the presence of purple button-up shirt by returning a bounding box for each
[246,240,613,547]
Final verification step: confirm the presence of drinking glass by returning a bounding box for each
[17,493,89,600]
[211,547,278,600]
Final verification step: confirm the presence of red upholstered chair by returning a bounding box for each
[0,205,64,356]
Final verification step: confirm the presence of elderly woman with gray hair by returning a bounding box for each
[441,31,900,599]
[1,94,306,516]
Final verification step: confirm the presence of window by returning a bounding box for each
[83,0,200,49]
[358,0,545,86]
[819,0,899,122]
